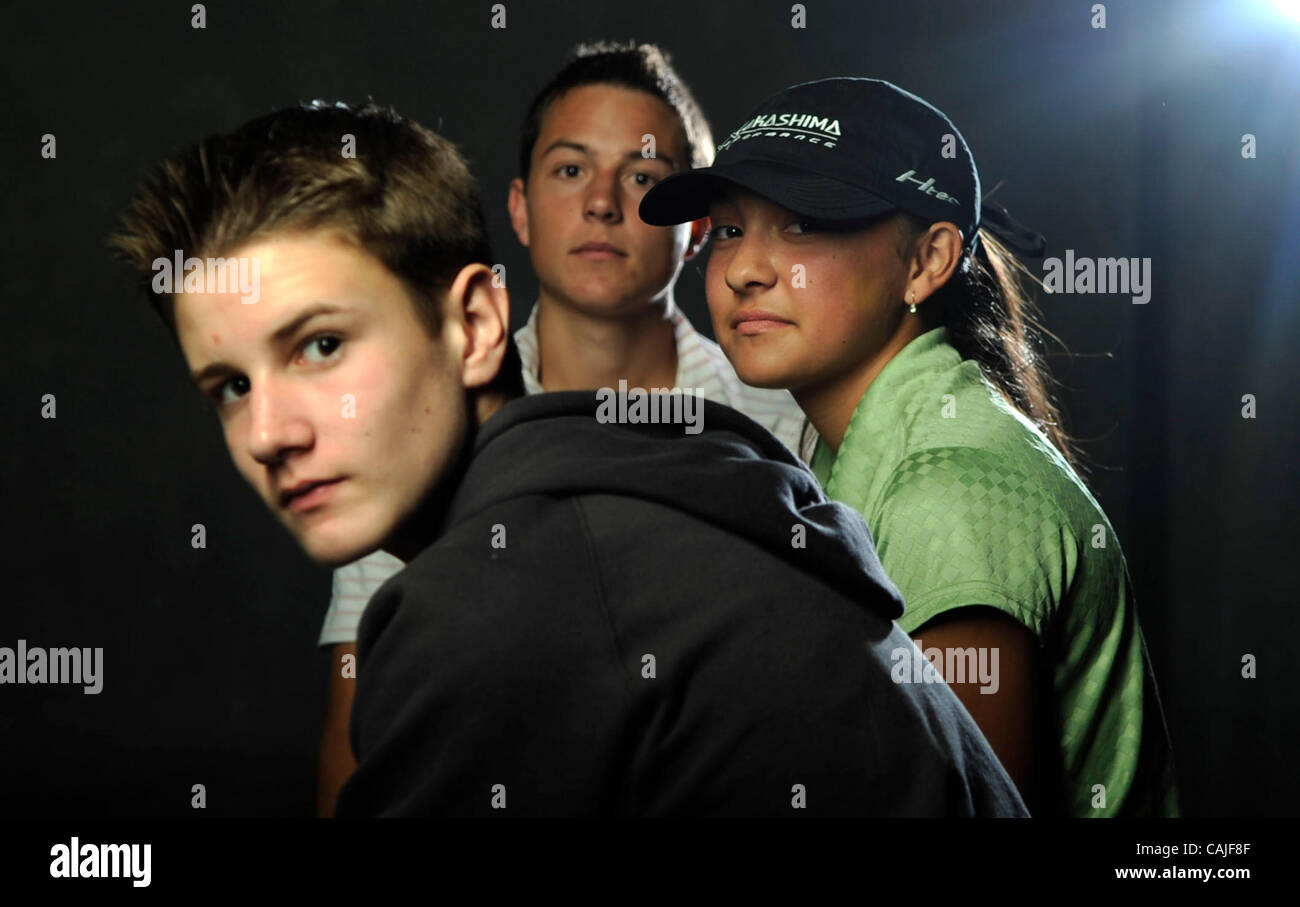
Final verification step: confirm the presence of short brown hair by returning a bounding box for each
[110,99,523,394]
[518,41,714,181]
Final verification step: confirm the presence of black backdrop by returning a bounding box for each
[2,0,1296,816]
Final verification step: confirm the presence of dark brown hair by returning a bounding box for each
[518,41,714,181]
[109,100,523,398]
[899,214,1077,467]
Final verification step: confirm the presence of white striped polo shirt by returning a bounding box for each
[317,302,815,646]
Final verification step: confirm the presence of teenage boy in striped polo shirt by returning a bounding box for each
[315,42,809,814]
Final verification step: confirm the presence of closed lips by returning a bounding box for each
[280,478,341,507]
[732,310,794,328]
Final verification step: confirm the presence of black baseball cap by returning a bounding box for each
[640,77,982,248]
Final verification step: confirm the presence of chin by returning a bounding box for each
[558,277,667,316]
[725,348,800,391]
[565,292,648,319]
[301,538,370,568]
[296,521,387,568]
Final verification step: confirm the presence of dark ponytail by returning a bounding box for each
[901,214,1078,468]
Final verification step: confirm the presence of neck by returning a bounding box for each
[534,292,679,391]
[796,315,929,453]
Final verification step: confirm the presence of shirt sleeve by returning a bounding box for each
[316,549,405,647]
[870,446,1079,638]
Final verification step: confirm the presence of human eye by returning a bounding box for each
[553,162,583,179]
[299,333,343,365]
[711,224,742,241]
[629,170,659,188]
[786,220,820,235]
[211,375,250,407]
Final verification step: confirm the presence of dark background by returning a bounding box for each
[1,0,1296,816]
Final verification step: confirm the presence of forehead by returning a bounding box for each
[535,83,688,157]
[173,230,405,348]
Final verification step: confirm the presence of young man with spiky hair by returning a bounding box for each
[111,100,1026,816]
[316,43,810,813]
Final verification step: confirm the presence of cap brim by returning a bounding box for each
[639,160,897,226]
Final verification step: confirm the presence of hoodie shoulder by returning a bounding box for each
[344,494,637,816]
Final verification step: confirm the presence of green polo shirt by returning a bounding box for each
[811,327,1178,816]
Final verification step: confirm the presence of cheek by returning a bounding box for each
[220,417,277,503]
[377,344,462,450]
[522,201,560,253]
[388,377,468,506]
[634,225,677,270]
[534,202,565,238]
[314,342,432,464]
[704,251,728,298]
[804,292,870,344]
[222,421,257,477]
[704,259,731,324]
[821,291,898,366]
[801,248,847,289]
[801,255,865,315]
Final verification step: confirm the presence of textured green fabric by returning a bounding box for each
[811,327,1179,817]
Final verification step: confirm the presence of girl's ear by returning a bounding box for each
[907,221,963,305]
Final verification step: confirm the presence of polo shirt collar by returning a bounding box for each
[514,301,719,395]
[811,326,959,490]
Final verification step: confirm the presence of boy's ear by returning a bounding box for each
[507,178,531,248]
[683,216,710,261]
[445,263,510,390]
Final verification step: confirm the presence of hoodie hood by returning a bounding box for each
[436,390,904,621]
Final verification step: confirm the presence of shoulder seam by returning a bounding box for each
[567,497,638,708]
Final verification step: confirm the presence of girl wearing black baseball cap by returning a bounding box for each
[641,77,1179,817]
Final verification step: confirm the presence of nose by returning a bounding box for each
[584,168,623,224]
[246,376,314,468]
[724,233,778,296]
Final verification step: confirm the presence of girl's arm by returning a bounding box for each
[911,607,1042,813]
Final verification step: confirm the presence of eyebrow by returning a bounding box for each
[539,140,679,170]
[189,302,344,384]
